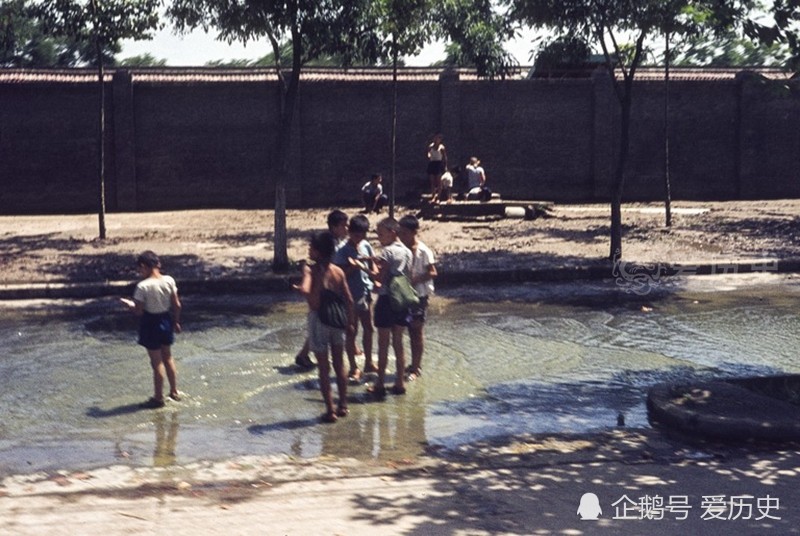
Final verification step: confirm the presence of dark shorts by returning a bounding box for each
[374,294,409,328]
[138,312,175,350]
[409,296,429,324]
[427,160,444,176]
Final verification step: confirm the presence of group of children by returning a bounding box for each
[124,210,436,424]
[294,210,437,423]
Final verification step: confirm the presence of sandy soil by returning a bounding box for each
[2,200,800,284]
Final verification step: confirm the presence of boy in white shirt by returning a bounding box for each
[397,215,437,381]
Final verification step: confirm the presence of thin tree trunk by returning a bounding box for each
[663,32,672,228]
[272,36,302,272]
[92,0,106,239]
[390,46,398,219]
[610,85,633,263]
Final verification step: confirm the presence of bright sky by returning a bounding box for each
[120,26,539,67]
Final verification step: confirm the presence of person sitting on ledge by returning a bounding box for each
[465,157,492,201]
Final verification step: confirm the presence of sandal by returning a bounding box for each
[321,411,338,424]
[347,368,362,384]
[406,368,422,382]
[168,392,182,401]
[391,385,406,396]
[295,353,316,370]
[140,397,165,409]
[336,405,349,417]
[366,384,387,400]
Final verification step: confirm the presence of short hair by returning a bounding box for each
[377,217,399,234]
[370,173,382,182]
[137,250,160,269]
[310,231,336,261]
[398,214,420,232]
[327,209,348,229]
[348,214,370,234]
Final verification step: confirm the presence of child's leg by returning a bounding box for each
[331,344,348,415]
[360,307,375,371]
[147,348,166,401]
[376,327,391,390]
[161,345,179,398]
[408,320,424,374]
[391,325,406,393]
[345,321,359,374]
[315,350,335,418]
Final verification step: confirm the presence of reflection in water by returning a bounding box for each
[2,277,800,475]
[153,412,179,467]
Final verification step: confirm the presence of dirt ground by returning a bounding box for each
[2,199,800,285]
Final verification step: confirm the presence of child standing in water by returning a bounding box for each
[334,214,377,382]
[398,215,437,381]
[121,251,181,409]
[369,217,412,398]
[295,231,354,422]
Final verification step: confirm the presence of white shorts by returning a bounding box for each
[307,311,345,354]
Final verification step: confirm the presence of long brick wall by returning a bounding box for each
[0,67,798,214]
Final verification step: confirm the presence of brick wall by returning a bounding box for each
[0,68,798,214]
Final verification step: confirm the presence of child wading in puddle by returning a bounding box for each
[368,217,412,399]
[295,231,355,422]
[121,250,182,409]
[335,214,378,383]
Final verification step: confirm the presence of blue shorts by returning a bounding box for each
[138,312,175,350]
[374,294,409,329]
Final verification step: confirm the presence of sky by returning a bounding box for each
[120,26,540,67]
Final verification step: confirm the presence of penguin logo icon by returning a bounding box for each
[577,492,602,520]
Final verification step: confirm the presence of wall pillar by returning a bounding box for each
[113,69,137,211]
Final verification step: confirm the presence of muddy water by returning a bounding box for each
[1,274,799,476]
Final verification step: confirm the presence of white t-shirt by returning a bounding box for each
[409,241,436,297]
[440,170,453,189]
[133,275,177,314]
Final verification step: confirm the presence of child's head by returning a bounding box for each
[136,250,161,274]
[375,217,399,246]
[450,165,461,175]
[398,215,419,247]
[348,214,370,242]
[327,209,348,240]
[309,231,336,263]
[370,173,382,185]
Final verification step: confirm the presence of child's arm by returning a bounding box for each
[292,264,313,296]
[412,263,437,286]
[120,297,144,316]
[171,290,182,334]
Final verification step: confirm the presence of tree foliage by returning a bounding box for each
[0,0,113,67]
[742,0,800,69]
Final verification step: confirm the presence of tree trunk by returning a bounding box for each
[663,32,672,228]
[92,0,106,240]
[271,40,302,273]
[610,83,633,263]
[390,46,398,219]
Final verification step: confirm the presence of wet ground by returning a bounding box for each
[2,273,800,478]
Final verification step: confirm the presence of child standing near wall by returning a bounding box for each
[121,250,182,409]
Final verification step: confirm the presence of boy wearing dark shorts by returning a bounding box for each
[398,215,437,381]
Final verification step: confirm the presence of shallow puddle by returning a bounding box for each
[1,273,799,476]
